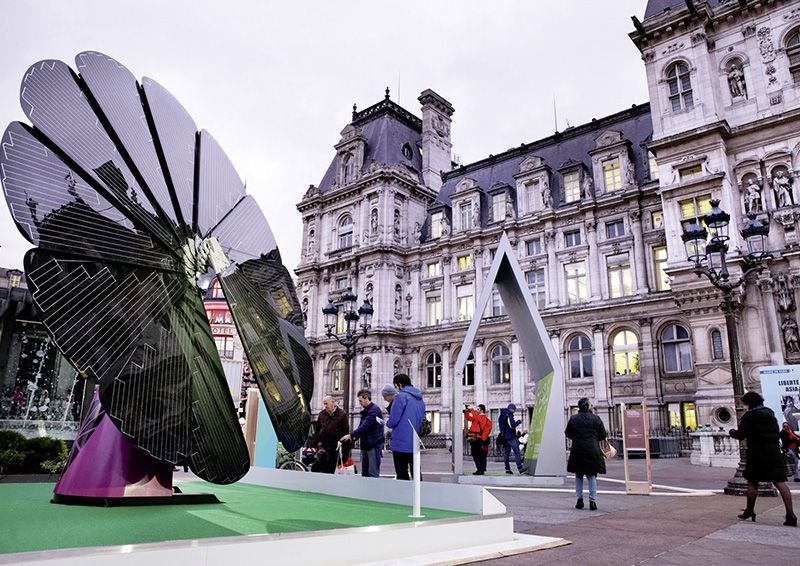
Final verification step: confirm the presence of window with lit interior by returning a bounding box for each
[612,330,639,375]
[563,172,581,203]
[491,344,512,384]
[603,158,622,192]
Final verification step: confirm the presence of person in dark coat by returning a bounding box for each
[312,396,349,474]
[565,397,607,510]
[498,404,526,474]
[341,389,384,478]
[729,391,796,526]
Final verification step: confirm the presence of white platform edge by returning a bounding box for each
[4,469,563,566]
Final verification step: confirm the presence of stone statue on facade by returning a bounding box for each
[472,201,480,228]
[773,170,794,208]
[744,178,762,214]
[441,216,450,237]
[505,199,515,219]
[370,209,379,235]
[413,222,422,245]
[783,316,800,353]
[301,297,308,327]
[394,285,402,316]
[542,179,552,208]
[582,174,593,197]
[393,209,401,239]
[775,272,795,312]
[625,160,636,187]
[727,64,747,99]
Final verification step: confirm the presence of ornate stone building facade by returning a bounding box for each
[296,0,800,437]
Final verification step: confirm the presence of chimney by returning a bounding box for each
[418,89,454,192]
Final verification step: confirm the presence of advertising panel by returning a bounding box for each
[759,365,800,432]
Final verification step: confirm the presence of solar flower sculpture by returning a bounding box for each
[0,52,313,504]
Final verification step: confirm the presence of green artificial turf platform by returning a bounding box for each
[0,481,470,555]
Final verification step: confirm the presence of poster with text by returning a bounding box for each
[759,365,800,433]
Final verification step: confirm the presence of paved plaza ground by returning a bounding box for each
[414,450,800,565]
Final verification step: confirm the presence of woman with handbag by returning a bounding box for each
[565,397,607,510]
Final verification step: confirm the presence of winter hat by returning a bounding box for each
[507,403,517,411]
[381,384,397,397]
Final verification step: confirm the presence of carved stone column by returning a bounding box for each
[630,209,649,294]
[442,253,452,323]
[510,337,523,413]
[441,343,452,432]
[758,275,783,364]
[475,339,486,406]
[592,323,609,406]
[586,219,601,300]
[545,230,559,307]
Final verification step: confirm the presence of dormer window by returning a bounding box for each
[491,193,506,221]
[666,62,693,111]
[431,211,443,239]
[525,179,540,213]
[337,214,353,249]
[563,171,581,203]
[342,153,355,183]
[459,201,473,231]
[602,158,622,192]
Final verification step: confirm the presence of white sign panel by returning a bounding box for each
[758,365,800,433]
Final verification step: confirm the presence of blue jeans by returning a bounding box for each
[788,449,799,480]
[503,437,524,472]
[361,447,381,478]
[575,474,597,502]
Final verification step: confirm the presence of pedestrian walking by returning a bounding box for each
[312,396,349,474]
[464,404,492,475]
[565,397,607,510]
[780,422,800,482]
[498,403,526,474]
[729,391,796,526]
[385,374,425,480]
[340,389,384,478]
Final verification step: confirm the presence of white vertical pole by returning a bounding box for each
[410,422,424,518]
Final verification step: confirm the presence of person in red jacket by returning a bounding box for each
[465,404,492,475]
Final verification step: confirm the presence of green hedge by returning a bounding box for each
[0,433,68,475]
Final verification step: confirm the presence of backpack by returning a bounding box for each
[419,417,432,437]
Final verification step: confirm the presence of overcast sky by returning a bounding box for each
[0,0,649,272]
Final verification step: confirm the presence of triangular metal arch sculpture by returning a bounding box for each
[452,232,566,478]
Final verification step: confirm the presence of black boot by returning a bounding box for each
[738,509,756,522]
[589,501,597,511]
[785,513,797,527]
[575,498,584,509]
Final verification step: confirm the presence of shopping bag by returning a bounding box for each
[601,439,617,460]
[335,444,356,475]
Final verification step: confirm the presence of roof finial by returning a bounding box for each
[352,103,357,120]
[385,87,390,100]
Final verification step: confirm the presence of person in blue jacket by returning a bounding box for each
[341,389,385,478]
[498,403,527,474]
[386,373,426,480]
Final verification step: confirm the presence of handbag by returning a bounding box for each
[496,432,507,447]
[335,444,356,475]
[600,439,617,460]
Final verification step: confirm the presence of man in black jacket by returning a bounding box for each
[312,396,349,473]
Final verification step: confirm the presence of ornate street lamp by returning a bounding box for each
[680,199,773,496]
[322,288,372,422]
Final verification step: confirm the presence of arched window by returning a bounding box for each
[491,344,512,384]
[666,62,693,112]
[337,214,353,249]
[331,359,344,391]
[459,350,475,386]
[342,153,355,183]
[426,352,442,388]
[612,330,640,375]
[711,329,724,361]
[567,335,593,379]
[209,279,224,299]
[662,324,693,373]
[787,29,800,83]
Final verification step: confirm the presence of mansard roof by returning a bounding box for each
[437,103,652,207]
[643,0,721,20]
[317,95,423,194]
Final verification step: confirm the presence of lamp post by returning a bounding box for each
[322,288,373,423]
[680,199,773,496]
